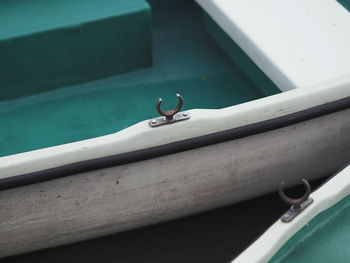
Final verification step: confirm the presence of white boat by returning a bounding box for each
[1,0,350,257]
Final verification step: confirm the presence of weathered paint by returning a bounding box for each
[1,108,350,257]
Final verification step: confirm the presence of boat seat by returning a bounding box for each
[196,0,350,91]
[0,0,152,100]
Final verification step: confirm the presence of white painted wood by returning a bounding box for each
[195,0,350,91]
[1,1,350,257]
[1,75,349,179]
[233,163,350,263]
[1,108,350,257]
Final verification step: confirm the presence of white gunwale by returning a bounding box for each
[233,163,350,263]
[1,75,350,180]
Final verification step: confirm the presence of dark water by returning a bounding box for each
[3,178,326,263]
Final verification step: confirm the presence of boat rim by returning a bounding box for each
[232,161,350,263]
[1,92,350,191]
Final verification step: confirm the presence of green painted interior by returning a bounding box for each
[0,1,280,157]
[0,0,152,100]
[338,0,350,11]
[203,14,281,96]
[270,195,350,263]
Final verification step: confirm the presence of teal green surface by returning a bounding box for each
[270,195,350,263]
[0,0,149,39]
[0,0,152,100]
[338,0,350,11]
[203,14,281,96]
[0,1,271,157]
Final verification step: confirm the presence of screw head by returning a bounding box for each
[183,112,188,117]
[151,119,157,125]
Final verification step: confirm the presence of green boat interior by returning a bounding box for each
[338,0,350,11]
[0,0,281,157]
[271,194,350,263]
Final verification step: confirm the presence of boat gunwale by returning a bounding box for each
[232,162,350,263]
[231,159,350,263]
[1,95,350,191]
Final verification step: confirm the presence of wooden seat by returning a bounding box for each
[196,0,350,91]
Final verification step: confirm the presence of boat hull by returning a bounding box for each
[1,107,350,257]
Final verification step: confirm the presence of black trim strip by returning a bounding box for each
[1,96,350,191]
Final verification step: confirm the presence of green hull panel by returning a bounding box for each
[0,0,152,100]
[271,195,350,263]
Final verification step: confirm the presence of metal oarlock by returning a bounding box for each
[149,93,190,127]
[279,178,313,223]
